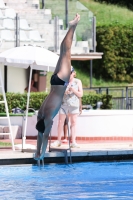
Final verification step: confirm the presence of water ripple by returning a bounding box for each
[0,161,133,199]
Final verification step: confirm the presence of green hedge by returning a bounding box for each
[82,93,112,109]
[94,0,133,10]
[0,92,112,112]
[0,92,48,113]
[72,25,133,83]
[94,25,133,82]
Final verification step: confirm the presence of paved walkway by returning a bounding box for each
[0,139,133,165]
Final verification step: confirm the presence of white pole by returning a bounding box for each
[22,66,32,150]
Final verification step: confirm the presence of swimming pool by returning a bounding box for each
[0,161,133,200]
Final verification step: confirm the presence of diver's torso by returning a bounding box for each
[38,85,66,119]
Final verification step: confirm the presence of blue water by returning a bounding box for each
[0,161,133,200]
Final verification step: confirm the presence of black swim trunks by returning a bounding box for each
[36,119,45,133]
[50,74,68,86]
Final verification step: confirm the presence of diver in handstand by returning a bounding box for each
[34,13,80,160]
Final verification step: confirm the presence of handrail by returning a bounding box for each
[83,86,133,89]
[83,86,133,109]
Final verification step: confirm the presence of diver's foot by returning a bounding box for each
[69,13,80,26]
[39,153,45,160]
[33,152,40,160]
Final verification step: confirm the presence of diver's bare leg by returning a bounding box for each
[34,131,43,160]
[39,119,53,160]
[54,13,80,81]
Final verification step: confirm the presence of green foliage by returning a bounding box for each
[0,92,113,112]
[80,0,133,26]
[94,0,133,11]
[28,92,48,111]
[78,0,133,83]
[0,141,12,146]
[82,93,112,109]
[95,25,133,82]
[0,92,48,113]
[6,93,27,113]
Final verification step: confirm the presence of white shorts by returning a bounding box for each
[59,105,79,114]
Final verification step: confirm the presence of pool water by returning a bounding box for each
[0,161,133,200]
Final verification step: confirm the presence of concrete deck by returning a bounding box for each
[0,139,133,165]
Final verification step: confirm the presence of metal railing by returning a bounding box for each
[83,86,133,109]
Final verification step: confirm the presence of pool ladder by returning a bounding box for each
[37,141,71,166]
[0,69,15,151]
[49,135,72,164]
[49,108,72,164]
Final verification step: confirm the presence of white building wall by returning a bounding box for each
[0,64,27,93]
[1,110,133,137]
[0,64,4,84]
[7,66,27,93]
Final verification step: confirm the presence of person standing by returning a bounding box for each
[52,69,83,148]
[62,97,82,144]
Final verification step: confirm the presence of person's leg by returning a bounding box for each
[34,117,53,160]
[64,120,68,140]
[51,114,66,147]
[34,116,44,158]
[57,114,67,142]
[35,131,43,157]
[61,117,68,143]
[69,113,78,144]
[54,14,80,82]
